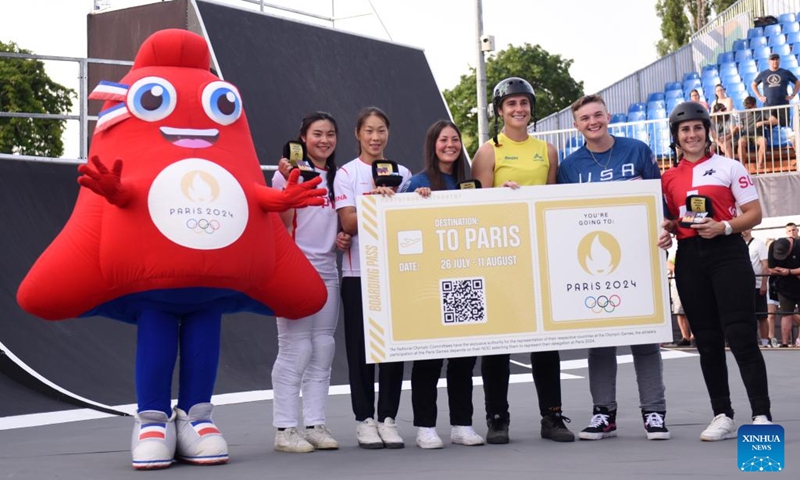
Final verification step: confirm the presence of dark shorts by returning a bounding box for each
[755,290,768,321]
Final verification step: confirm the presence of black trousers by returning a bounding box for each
[675,235,770,419]
[411,356,477,427]
[341,277,404,422]
[481,350,562,420]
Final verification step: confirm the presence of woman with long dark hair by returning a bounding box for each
[271,112,350,452]
[401,120,485,448]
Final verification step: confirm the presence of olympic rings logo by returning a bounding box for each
[584,295,621,313]
[186,218,221,234]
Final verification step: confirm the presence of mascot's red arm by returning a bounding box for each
[255,169,326,212]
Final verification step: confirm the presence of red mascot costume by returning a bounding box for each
[17,29,327,470]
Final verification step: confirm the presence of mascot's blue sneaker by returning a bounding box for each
[175,403,229,465]
[131,410,176,470]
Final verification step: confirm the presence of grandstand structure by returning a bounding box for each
[534,0,800,188]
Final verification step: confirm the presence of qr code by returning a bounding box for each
[441,278,486,325]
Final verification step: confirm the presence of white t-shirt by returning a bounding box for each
[747,236,768,289]
[333,157,412,277]
[272,168,339,282]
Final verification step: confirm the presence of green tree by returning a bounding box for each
[443,43,584,155]
[656,0,739,56]
[0,41,74,157]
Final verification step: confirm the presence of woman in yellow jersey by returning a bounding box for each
[470,77,573,444]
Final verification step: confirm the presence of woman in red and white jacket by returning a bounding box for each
[661,102,772,442]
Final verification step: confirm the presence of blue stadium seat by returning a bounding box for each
[627,110,646,121]
[779,12,797,24]
[647,92,665,103]
[718,62,738,78]
[609,113,627,124]
[741,72,757,90]
[717,51,736,64]
[781,55,799,69]
[787,31,800,45]
[647,108,667,120]
[701,65,719,78]
[647,100,666,112]
[770,126,792,147]
[628,102,646,113]
[752,45,772,60]
[722,73,742,86]
[703,79,721,96]
[765,23,783,38]
[732,39,748,51]
[769,33,787,46]
[758,58,770,71]
[790,65,800,77]
[735,49,754,63]
[665,89,684,100]
[747,27,764,39]
[683,78,702,90]
[792,42,800,55]
[664,81,682,92]
[749,36,768,48]
[682,71,700,83]
[783,21,800,35]
[727,82,746,94]
[649,122,672,158]
[666,97,684,115]
[772,43,791,56]
[739,63,758,76]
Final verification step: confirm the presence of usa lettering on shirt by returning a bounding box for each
[577,163,638,183]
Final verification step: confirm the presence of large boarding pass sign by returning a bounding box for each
[357,180,671,364]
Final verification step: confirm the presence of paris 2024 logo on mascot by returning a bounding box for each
[17,29,327,470]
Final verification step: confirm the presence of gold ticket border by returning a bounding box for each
[359,195,387,363]
[535,196,667,330]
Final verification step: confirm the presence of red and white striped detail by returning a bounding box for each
[138,423,167,441]
[191,420,221,436]
[95,103,132,133]
[89,80,129,102]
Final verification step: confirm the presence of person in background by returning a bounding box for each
[334,107,412,449]
[661,102,772,441]
[710,84,735,113]
[401,120,485,449]
[667,253,693,347]
[742,229,769,347]
[768,235,800,348]
[271,112,351,453]
[710,103,736,159]
[752,53,800,127]
[470,76,573,445]
[690,89,710,110]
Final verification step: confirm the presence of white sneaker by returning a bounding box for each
[752,415,773,425]
[416,427,444,449]
[377,417,405,449]
[304,425,339,450]
[450,425,485,446]
[275,427,314,453]
[700,414,737,441]
[131,410,176,470]
[174,403,229,465]
[356,418,384,449]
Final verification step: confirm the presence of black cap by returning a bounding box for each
[772,238,792,261]
[769,53,780,60]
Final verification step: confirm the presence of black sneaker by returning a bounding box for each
[675,338,691,347]
[578,406,616,440]
[486,415,509,444]
[541,411,575,442]
[643,411,670,440]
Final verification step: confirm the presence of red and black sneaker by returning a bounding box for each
[579,406,616,440]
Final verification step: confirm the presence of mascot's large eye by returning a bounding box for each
[202,81,242,126]
[127,76,177,122]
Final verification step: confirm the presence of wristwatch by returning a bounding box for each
[722,220,733,236]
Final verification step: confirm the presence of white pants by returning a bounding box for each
[272,281,339,428]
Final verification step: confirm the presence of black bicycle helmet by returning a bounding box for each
[668,101,712,157]
[491,77,537,144]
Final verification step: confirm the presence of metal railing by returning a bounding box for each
[0,51,132,165]
[532,104,800,175]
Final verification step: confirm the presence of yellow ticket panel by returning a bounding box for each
[357,180,671,363]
